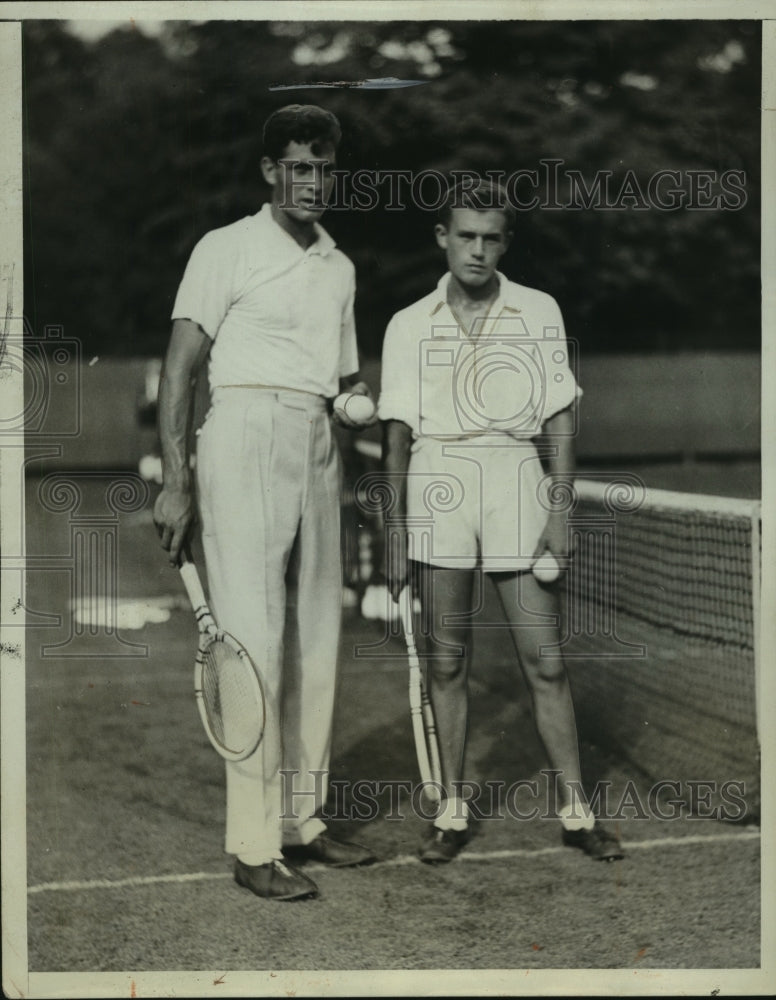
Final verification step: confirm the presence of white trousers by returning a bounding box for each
[196,387,342,861]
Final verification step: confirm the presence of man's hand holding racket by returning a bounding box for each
[153,484,196,566]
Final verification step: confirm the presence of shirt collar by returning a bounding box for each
[428,271,521,316]
[255,202,336,257]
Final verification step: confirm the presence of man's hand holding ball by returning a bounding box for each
[332,383,377,429]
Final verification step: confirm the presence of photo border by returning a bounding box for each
[2,2,774,996]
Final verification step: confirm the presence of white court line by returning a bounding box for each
[28,829,760,894]
[28,871,230,894]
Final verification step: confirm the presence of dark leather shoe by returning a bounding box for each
[418,825,469,864]
[234,858,319,900]
[562,821,625,861]
[284,834,377,868]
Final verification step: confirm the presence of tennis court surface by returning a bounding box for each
[23,472,762,976]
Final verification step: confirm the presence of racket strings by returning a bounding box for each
[201,639,263,755]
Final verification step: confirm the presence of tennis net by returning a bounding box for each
[344,440,761,818]
[559,479,760,816]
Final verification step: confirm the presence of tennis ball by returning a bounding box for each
[333,392,376,427]
[532,551,560,583]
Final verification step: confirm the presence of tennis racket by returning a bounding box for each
[399,586,442,803]
[179,552,265,762]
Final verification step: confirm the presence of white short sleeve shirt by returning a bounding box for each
[172,203,359,397]
[378,272,581,439]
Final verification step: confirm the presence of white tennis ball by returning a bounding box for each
[333,392,376,426]
[532,551,560,583]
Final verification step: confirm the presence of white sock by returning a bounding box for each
[434,796,469,832]
[237,851,283,867]
[558,802,595,832]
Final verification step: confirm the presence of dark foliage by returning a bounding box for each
[22,19,760,356]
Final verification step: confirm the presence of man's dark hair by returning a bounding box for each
[439,179,517,232]
[262,104,342,161]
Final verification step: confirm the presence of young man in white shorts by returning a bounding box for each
[379,180,624,864]
[154,105,376,901]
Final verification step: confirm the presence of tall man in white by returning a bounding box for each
[154,105,376,901]
[380,180,624,863]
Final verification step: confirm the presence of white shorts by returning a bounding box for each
[405,435,550,572]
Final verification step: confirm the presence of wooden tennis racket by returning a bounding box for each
[179,552,265,762]
[399,586,442,803]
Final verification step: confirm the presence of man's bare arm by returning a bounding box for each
[382,419,413,601]
[153,318,212,565]
[536,403,576,563]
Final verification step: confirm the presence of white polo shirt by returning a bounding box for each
[172,203,359,397]
[378,272,581,440]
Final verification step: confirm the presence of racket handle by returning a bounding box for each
[179,556,210,618]
[399,586,416,646]
[402,587,443,802]
[411,697,434,787]
[422,688,443,792]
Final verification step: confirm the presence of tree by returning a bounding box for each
[23,18,761,356]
